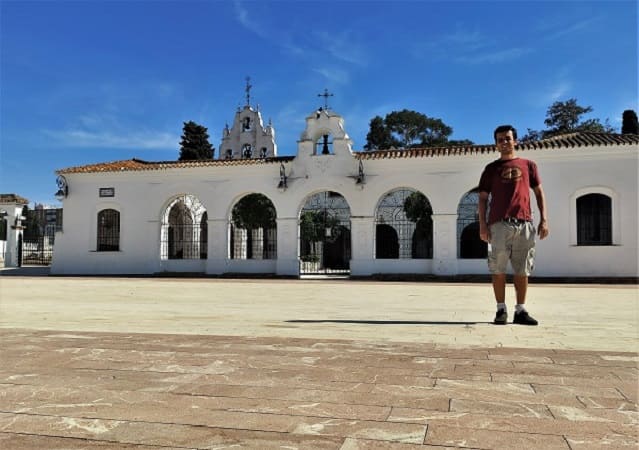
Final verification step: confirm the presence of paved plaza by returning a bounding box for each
[0,273,637,449]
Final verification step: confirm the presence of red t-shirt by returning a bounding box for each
[478,157,541,225]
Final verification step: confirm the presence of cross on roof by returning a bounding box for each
[245,76,252,106]
[317,88,333,110]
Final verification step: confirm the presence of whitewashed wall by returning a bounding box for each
[51,111,639,278]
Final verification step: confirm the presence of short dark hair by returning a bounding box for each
[494,125,518,141]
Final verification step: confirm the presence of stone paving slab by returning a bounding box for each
[0,276,637,448]
[1,329,637,449]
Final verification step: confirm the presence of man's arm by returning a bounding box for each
[478,191,490,243]
[533,185,549,239]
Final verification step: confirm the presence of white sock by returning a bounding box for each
[497,303,507,312]
[515,304,526,313]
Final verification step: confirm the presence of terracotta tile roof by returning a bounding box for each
[0,193,29,204]
[57,133,637,174]
[356,133,639,160]
[57,156,295,174]
[518,132,639,148]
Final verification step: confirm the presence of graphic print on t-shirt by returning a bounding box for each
[500,166,522,183]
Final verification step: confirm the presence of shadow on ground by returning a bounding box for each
[286,319,491,325]
[0,266,50,276]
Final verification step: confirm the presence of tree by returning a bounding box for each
[403,191,431,223]
[178,121,214,160]
[231,194,276,230]
[622,110,639,134]
[519,128,544,143]
[364,109,466,150]
[447,139,475,146]
[523,98,617,141]
[364,116,395,150]
[403,191,433,259]
[21,205,42,240]
[385,109,453,148]
[543,98,592,133]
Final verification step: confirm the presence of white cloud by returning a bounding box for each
[44,129,179,150]
[442,28,488,50]
[414,26,528,66]
[546,81,572,103]
[313,67,350,85]
[455,47,531,64]
[233,0,268,39]
[525,80,573,108]
[538,17,600,41]
[314,31,369,67]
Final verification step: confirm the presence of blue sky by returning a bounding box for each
[1,0,636,206]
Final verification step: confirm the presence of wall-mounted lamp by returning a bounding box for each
[55,175,68,201]
[277,162,288,191]
[355,160,366,186]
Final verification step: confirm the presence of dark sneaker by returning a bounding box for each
[513,310,538,326]
[494,309,508,325]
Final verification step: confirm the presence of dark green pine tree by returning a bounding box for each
[364,116,395,150]
[621,110,639,134]
[178,121,214,160]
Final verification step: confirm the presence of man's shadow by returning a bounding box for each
[286,319,493,325]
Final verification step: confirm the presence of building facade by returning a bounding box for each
[50,107,639,279]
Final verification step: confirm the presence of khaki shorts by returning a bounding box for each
[488,221,536,276]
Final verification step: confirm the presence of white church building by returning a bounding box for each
[49,96,639,279]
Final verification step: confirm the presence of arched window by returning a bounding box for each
[226,149,233,159]
[97,209,120,251]
[457,190,487,258]
[242,117,251,131]
[577,193,612,245]
[160,195,207,260]
[374,188,433,259]
[260,147,268,158]
[230,194,277,259]
[242,144,253,158]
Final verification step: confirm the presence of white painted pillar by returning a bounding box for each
[276,217,299,276]
[432,214,458,275]
[2,204,27,267]
[349,216,374,276]
[206,218,229,274]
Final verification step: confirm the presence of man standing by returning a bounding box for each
[478,125,549,325]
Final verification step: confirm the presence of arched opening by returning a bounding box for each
[374,188,433,259]
[457,189,487,258]
[160,195,207,260]
[230,193,277,259]
[315,133,333,155]
[242,144,253,158]
[299,191,351,274]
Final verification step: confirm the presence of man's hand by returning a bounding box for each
[479,223,491,243]
[538,220,549,240]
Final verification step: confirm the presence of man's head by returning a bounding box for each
[494,125,518,159]
[494,125,517,142]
